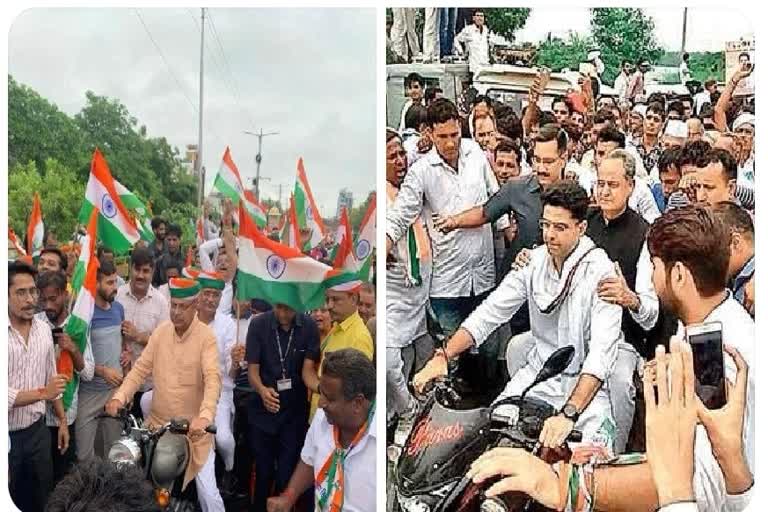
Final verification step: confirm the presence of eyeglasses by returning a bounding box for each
[645,115,663,123]
[595,180,623,190]
[539,219,578,233]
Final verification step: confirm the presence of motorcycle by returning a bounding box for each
[99,408,217,512]
[388,345,581,512]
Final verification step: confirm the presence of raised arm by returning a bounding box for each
[714,68,752,132]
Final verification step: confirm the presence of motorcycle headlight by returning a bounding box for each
[108,438,141,467]
[397,494,431,512]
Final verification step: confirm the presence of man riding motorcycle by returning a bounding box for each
[414,181,623,452]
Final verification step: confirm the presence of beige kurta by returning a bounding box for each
[112,315,222,489]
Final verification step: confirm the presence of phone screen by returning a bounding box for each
[51,327,63,344]
[687,324,726,409]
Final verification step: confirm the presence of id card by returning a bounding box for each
[277,378,292,392]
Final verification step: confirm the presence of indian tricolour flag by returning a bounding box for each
[213,146,246,205]
[332,207,357,272]
[79,149,140,254]
[61,230,99,411]
[71,208,99,294]
[237,202,328,311]
[9,227,26,258]
[293,158,325,250]
[354,193,376,266]
[281,195,302,250]
[114,179,154,242]
[27,192,44,258]
[244,191,267,229]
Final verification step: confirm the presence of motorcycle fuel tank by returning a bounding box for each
[397,399,490,496]
[151,432,190,488]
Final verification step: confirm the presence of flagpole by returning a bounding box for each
[196,7,206,210]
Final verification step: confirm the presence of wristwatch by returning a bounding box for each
[560,403,580,422]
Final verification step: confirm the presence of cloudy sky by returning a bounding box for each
[516,6,752,52]
[9,8,376,218]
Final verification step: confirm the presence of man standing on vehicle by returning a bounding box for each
[415,181,623,452]
[105,278,224,512]
[455,9,491,79]
[398,72,424,132]
[614,60,634,100]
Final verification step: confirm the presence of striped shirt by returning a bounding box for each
[116,283,169,392]
[8,317,57,431]
[35,313,95,426]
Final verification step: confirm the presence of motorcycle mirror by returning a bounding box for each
[521,346,575,399]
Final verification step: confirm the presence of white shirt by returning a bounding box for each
[398,98,415,132]
[679,62,692,83]
[301,409,376,512]
[402,131,428,168]
[674,295,754,512]
[199,238,235,316]
[207,312,237,394]
[693,91,711,116]
[35,312,95,427]
[455,24,490,74]
[387,139,509,298]
[613,72,631,100]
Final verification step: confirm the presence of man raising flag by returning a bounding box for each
[293,158,326,251]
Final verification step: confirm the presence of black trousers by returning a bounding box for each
[247,412,310,512]
[9,417,53,512]
[49,424,77,485]
[232,389,256,498]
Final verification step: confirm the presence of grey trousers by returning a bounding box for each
[386,334,435,420]
[75,387,123,462]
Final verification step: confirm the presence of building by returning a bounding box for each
[336,188,354,219]
[181,144,199,176]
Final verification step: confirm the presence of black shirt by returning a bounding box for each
[586,206,651,356]
[245,311,320,427]
[483,174,544,276]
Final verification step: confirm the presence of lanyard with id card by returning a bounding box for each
[275,326,294,392]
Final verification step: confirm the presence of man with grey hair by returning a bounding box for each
[587,148,658,452]
[588,126,660,225]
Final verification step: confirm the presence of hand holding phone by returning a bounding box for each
[51,327,63,345]
[686,322,726,409]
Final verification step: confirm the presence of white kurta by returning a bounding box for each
[455,24,490,74]
[462,237,623,447]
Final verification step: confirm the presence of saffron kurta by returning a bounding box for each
[112,315,221,489]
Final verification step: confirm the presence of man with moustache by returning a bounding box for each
[8,261,69,512]
[106,278,224,511]
[75,259,125,462]
[115,246,169,421]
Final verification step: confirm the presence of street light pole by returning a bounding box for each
[243,129,279,203]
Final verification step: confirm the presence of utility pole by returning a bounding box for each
[243,129,279,203]
[680,7,688,60]
[196,7,206,209]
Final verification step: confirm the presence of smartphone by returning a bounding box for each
[51,327,63,344]
[686,321,726,409]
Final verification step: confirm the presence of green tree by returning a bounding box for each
[590,8,664,84]
[534,33,592,72]
[9,159,85,243]
[8,76,88,172]
[485,8,531,43]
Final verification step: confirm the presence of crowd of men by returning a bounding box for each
[8,200,377,512]
[386,48,754,511]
